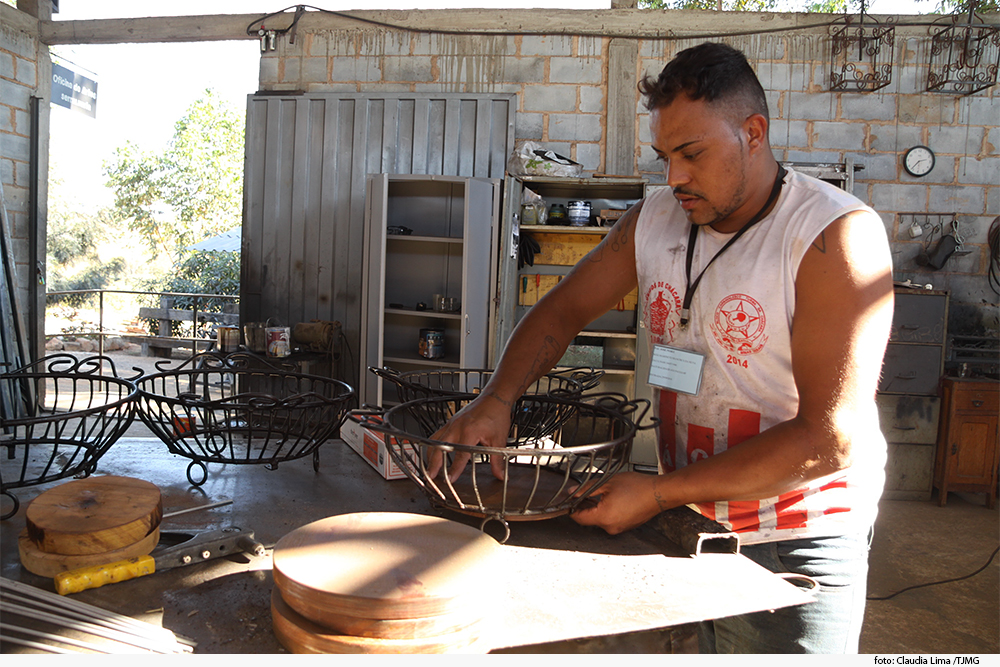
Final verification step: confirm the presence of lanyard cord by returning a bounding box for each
[680,165,787,327]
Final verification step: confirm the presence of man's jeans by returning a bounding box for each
[699,530,873,654]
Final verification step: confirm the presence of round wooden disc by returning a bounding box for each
[25,476,162,555]
[270,588,483,654]
[272,512,502,622]
[283,588,483,639]
[18,526,161,578]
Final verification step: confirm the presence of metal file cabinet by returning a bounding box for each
[877,287,949,500]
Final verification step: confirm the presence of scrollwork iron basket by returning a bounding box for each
[367,366,604,404]
[1,354,138,520]
[133,352,355,486]
[360,392,654,541]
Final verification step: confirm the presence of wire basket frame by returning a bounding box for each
[361,393,654,541]
[927,12,1000,95]
[1,354,138,520]
[830,15,896,92]
[134,352,355,486]
[368,365,604,404]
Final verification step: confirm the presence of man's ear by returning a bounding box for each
[743,113,769,154]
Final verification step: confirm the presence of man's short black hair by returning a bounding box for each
[639,42,769,123]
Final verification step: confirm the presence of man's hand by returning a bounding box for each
[569,471,669,535]
[427,392,513,482]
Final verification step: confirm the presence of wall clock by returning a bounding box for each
[903,145,935,177]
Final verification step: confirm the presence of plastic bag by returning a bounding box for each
[507,141,583,178]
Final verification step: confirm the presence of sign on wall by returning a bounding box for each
[51,62,98,118]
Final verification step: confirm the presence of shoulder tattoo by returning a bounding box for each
[811,231,827,254]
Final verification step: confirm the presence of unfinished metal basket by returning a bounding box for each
[360,393,653,541]
[133,352,354,486]
[1,354,138,520]
[367,366,604,404]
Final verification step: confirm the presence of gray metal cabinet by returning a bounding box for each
[360,174,500,407]
[878,287,949,500]
[495,176,657,467]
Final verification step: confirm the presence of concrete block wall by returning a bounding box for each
[261,20,998,337]
[1,3,49,359]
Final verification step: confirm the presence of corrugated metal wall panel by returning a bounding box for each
[242,92,515,386]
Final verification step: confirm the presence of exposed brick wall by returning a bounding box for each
[1,6,48,355]
[261,23,997,336]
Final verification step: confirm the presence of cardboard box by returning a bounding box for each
[340,412,414,480]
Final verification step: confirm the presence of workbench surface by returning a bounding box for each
[1,437,810,653]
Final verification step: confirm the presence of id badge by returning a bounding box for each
[647,344,705,395]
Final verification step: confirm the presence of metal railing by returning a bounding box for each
[44,289,239,359]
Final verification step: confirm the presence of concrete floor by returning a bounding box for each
[2,430,997,654]
[861,491,999,655]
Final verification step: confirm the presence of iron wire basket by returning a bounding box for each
[367,366,604,404]
[1,354,138,520]
[360,392,654,541]
[133,352,355,486]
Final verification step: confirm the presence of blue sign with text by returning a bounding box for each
[51,62,97,118]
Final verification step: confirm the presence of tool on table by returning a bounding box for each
[54,526,265,596]
[162,498,233,519]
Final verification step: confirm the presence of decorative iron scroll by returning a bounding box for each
[830,14,896,93]
[927,11,1000,95]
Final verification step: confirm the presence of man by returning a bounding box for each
[431,42,894,653]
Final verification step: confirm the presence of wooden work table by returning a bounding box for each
[0,437,811,654]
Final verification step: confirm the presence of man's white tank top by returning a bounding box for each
[635,167,887,545]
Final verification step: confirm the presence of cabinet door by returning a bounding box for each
[946,414,999,486]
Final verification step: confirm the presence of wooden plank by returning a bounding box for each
[534,232,600,266]
[122,336,213,350]
[38,10,904,46]
[605,38,638,176]
[518,274,561,307]
[137,308,238,325]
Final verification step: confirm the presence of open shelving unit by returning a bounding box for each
[360,174,500,407]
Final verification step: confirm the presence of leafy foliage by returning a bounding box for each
[925,0,1000,13]
[45,189,129,306]
[104,89,245,258]
[137,250,240,336]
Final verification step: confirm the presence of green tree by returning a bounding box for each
[45,179,128,307]
[104,89,245,257]
[920,0,1000,13]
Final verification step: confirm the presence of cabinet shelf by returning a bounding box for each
[387,235,464,244]
[383,355,461,369]
[385,307,462,321]
[521,224,611,235]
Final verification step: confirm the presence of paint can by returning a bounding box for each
[418,328,445,360]
[266,327,292,358]
[217,326,240,353]
[568,200,591,226]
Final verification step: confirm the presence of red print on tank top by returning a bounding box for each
[711,293,768,355]
[644,282,682,344]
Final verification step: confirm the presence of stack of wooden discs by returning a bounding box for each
[271,512,503,654]
[17,476,162,578]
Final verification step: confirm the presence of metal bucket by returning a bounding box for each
[244,322,267,353]
[217,326,240,353]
